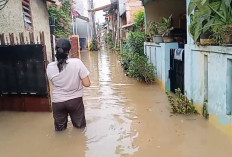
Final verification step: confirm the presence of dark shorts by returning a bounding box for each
[52,97,86,131]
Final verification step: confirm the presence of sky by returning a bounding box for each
[94,0,111,23]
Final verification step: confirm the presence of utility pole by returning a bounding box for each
[90,0,97,39]
[72,14,75,35]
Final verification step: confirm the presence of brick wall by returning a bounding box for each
[126,0,144,24]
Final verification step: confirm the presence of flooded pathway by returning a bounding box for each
[1,48,232,157]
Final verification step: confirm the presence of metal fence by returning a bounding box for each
[169,48,185,93]
[0,32,51,112]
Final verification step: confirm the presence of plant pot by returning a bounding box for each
[200,31,216,46]
[163,36,174,43]
[222,34,232,45]
[153,35,163,44]
[200,38,216,46]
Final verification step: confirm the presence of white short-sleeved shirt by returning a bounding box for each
[46,58,90,103]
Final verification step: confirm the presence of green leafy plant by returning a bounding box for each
[158,15,173,37]
[90,39,98,51]
[120,31,155,83]
[119,10,155,84]
[128,53,155,83]
[188,0,232,43]
[48,0,72,38]
[147,21,159,38]
[104,33,114,48]
[166,89,197,114]
[126,31,146,56]
[134,10,145,30]
[203,99,209,119]
[188,0,221,42]
[209,2,232,44]
[207,1,232,25]
[120,44,131,71]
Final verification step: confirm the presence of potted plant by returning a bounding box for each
[153,21,163,43]
[158,15,174,43]
[188,0,232,45]
[188,0,220,44]
[199,30,216,46]
[147,21,158,42]
[147,21,163,43]
[209,2,232,45]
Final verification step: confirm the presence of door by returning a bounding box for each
[169,48,185,93]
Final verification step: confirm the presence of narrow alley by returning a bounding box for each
[0,49,232,157]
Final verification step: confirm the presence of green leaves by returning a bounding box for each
[158,15,173,37]
[120,30,155,83]
[119,10,154,84]
[126,31,146,56]
[48,1,72,38]
[134,10,145,28]
[128,53,155,83]
[223,0,232,7]
[188,0,231,42]
[166,89,197,114]
[90,40,98,51]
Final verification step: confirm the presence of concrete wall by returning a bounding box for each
[0,0,52,61]
[144,42,178,91]
[185,45,232,135]
[144,0,186,28]
[185,0,232,136]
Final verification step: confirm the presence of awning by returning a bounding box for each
[120,23,135,29]
[88,4,111,12]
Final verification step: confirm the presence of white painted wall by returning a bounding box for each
[144,0,186,28]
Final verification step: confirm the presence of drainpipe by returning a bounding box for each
[90,0,96,39]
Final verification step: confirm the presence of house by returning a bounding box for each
[72,0,94,50]
[0,0,58,112]
[184,0,232,135]
[119,0,144,39]
[119,0,144,25]
[142,0,232,136]
[142,0,186,92]
[0,0,54,61]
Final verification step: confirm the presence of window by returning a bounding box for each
[22,0,33,30]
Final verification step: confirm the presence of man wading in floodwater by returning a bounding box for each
[46,38,91,131]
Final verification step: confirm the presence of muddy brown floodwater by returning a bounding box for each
[1,49,232,157]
